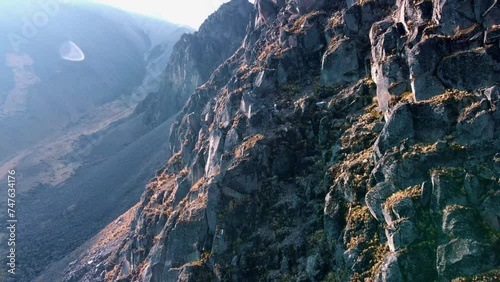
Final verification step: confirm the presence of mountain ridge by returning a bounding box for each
[135,0,255,129]
[62,0,500,281]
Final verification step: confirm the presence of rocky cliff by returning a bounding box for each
[135,0,255,129]
[68,0,499,281]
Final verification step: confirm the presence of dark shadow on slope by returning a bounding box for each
[15,116,175,281]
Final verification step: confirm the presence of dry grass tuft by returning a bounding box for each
[235,134,265,159]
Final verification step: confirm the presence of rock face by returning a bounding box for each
[68,0,500,281]
[135,0,255,128]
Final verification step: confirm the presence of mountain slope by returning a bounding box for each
[29,1,255,281]
[0,2,194,281]
[18,115,175,280]
[0,2,184,180]
[135,0,255,128]
[0,3,146,161]
[68,0,499,281]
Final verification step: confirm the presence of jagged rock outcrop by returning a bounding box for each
[69,0,499,281]
[135,0,255,129]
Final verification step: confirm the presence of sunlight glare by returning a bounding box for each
[60,41,85,62]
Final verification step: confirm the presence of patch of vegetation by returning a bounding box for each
[313,81,339,99]
[426,89,475,105]
[430,167,465,181]
[281,83,301,96]
[289,11,321,34]
[307,229,328,254]
[367,238,390,278]
[401,141,437,159]
[326,36,349,53]
[443,204,466,213]
[345,205,373,240]
[384,185,422,210]
[326,11,343,30]
[241,64,264,80]
[452,23,480,40]
[234,134,265,159]
[415,209,438,246]
[451,267,500,282]
[388,91,414,109]
[449,142,468,151]
[258,43,276,61]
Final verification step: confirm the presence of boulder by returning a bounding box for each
[366,182,400,221]
[421,181,432,207]
[411,75,446,101]
[385,219,418,251]
[442,206,482,239]
[271,148,295,178]
[318,116,332,146]
[436,239,495,280]
[483,85,500,104]
[408,36,448,100]
[323,192,343,247]
[256,0,278,27]
[254,69,277,91]
[456,110,495,145]
[398,0,433,26]
[481,191,500,230]
[374,253,403,282]
[437,47,500,91]
[408,36,448,77]
[463,173,482,206]
[177,264,211,282]
[343,248,360,270]
[373,104,414,160]
[306,253,326,281]
[432,0,477,36]
[411,103,450,143]
[481,0,500,28]
[224,163,261,194]
[224,127,241,151]
[205,129,224,176]
[373,55,411,110]
[321,38,359,86]
[370,21,409,111]
[484,25,500,44]
[431,170,468,211]
[302,24,324,53]
[173,177,192,205]
[391,197,416,220]
[382,196,416,225]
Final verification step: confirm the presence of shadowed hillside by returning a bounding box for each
[63,0,499,281]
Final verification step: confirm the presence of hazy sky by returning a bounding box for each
[91,0,244,29]
[0,0,255,30]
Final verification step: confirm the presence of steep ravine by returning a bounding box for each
[68,0,499,281]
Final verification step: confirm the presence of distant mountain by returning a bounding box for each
[0,2,192,192]
[0,2,192,280]
[1,3,143,160]
[0,2,190,163]
[136,0,256,128]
